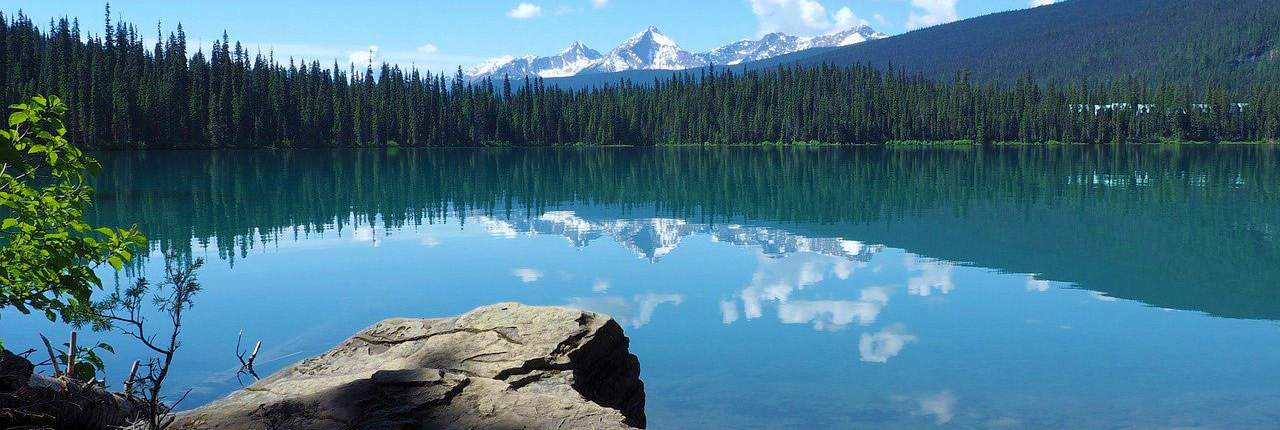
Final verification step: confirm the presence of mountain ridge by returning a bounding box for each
[467,25,885,81]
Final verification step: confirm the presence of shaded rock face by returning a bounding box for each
[176,303,646,429]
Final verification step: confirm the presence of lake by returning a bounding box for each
[6,146,1280,428]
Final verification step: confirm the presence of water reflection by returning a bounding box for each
[566,294,686,329]
[89,145,1280,320]
[6,146,1272,428]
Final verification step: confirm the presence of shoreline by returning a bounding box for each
[86,140,1280,152]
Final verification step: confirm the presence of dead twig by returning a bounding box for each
[38,334,62,375]
[123,360,140,395]
[235,331,262,385]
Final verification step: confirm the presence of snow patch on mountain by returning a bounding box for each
[583,26,707,74]
[466,24,886,80]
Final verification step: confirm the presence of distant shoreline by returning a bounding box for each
[87,140,1279,151]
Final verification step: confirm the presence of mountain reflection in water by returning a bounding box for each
[8,145,1273,428]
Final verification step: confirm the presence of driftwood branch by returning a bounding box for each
[124,360,140,395]
[37,335,61,375]
[235,331,262,384]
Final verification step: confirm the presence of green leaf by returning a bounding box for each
[44,310,57,322]
[97,343,114,354]
[107,256,124,271]
[7,111,28,126]
[1,218,15,229]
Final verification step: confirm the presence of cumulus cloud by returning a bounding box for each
[749,0,868,37]
[1029,0,1056,6]
[508,2,543,19]
[513,268,544,283]
[592,279,611,292]
[905,0,959,30]
[858,324,916,363]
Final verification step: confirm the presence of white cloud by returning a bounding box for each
[416,43,438,54]
[1029,0,1056,6]
[591,0,609,8]
[832,7,859,28]
[749,0,867,37]
[905,0,959,30]
[508,3,543,19]
[592,279,611,293]
[916,391,957,425]
[347,45,379,66]
[873,13,887,25]
[513,268,544,283]
[859,324,916,363]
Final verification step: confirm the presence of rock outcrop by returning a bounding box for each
[175,303,646,429]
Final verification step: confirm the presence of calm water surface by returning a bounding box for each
[7,146,1280,429]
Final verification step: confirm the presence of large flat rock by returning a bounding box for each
[175,303,645,429]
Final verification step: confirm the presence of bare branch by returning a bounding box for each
[38,334,62,375]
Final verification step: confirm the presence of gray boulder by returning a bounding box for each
[175,303,645,429]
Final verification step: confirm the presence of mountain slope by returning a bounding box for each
[797,0,1280,87]
[583,26,707,74]
[469,42,603,80]
[469,25,884,80]
[700,25,885,66]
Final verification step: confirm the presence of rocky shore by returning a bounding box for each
[174,303,646,429]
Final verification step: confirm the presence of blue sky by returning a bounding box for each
[6,0,1053,72]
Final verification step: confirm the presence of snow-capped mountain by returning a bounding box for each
[468,42,603,80]
[580,26,707,74]
[701,25,887,66]
[466,24,885,81]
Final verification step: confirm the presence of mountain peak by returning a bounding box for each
[560,41,597,55]
[625,25,678,48]
[468,24,885,80]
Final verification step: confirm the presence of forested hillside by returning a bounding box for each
[1,9,1278,148]
[797,0,1280,88]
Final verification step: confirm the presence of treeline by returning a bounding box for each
[3,10,1280,148]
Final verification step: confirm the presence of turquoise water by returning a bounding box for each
[6,146,1280,428]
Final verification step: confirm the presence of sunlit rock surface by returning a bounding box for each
[175,303,645,429]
